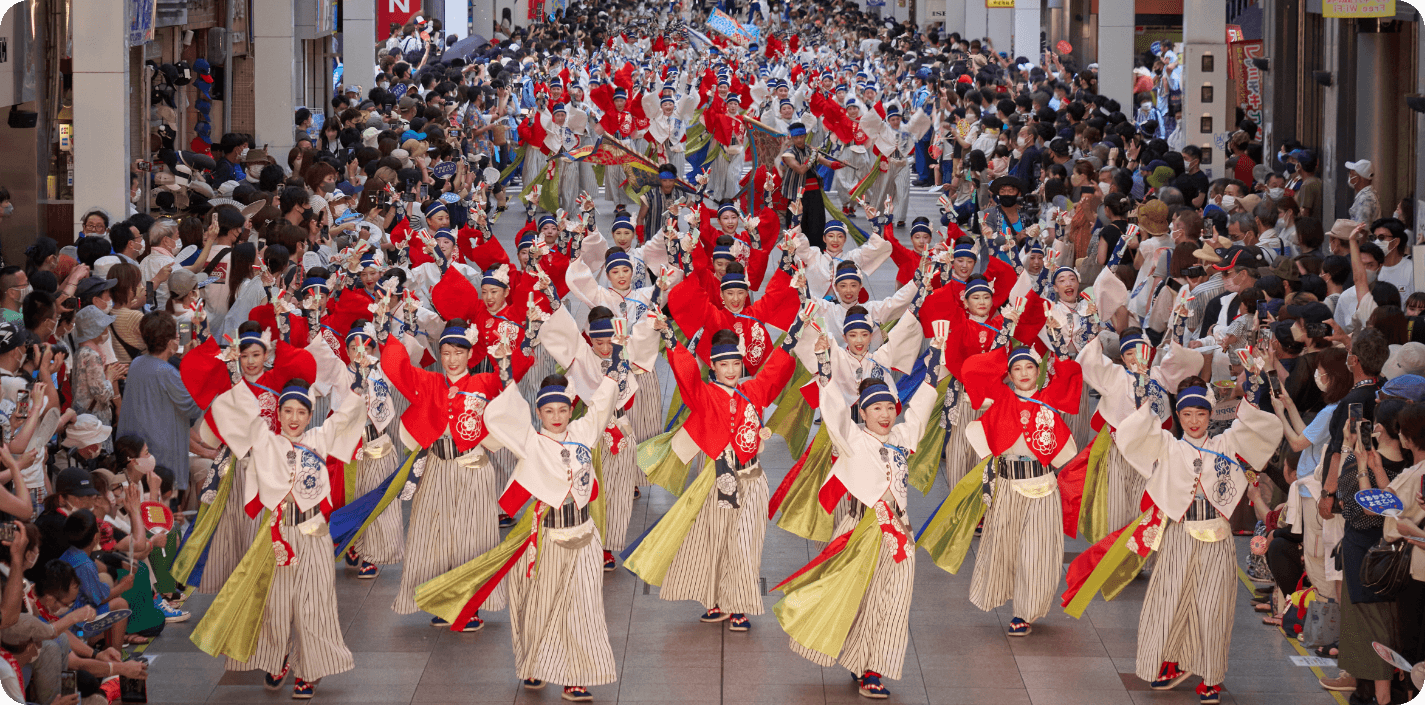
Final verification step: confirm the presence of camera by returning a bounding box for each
[1304,321,1331,339]
[1182,265,1205,278]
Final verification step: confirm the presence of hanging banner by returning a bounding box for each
[987,0,1015,6]
[1323,0,1394,18]
[1225,25,1243,42]
[1229,39,1265,125]
[128,0,157,46]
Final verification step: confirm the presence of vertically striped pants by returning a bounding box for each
[225,518,354,682]
[659,462,769,615]
[969,471,1063,623]
[1133,519,1236,686]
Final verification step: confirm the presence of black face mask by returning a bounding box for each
[997,193,1018,208]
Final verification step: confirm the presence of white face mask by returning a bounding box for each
[1098,182,1110,195]
[1220,195,1237,211]
[97,298,112,314]
[1314,370,1329,392]
[135,455,156,474]
[333,203,349,218]
[1267,187,1284,200]
[1365,268,1379,286]
[239,147,250,161]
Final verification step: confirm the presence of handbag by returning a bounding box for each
[1301,595,1341,648]
[1361,537,1413,598]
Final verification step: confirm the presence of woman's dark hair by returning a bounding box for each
[587,306,614,325]
[63,509,100,549]
[227,243,258,307]
[113,434,145,470]
[1235,287,1265,319]
[1368,305,1408,345]
[1315,347,1352,404]
[1296,216,1325,252]
[1320,255,1352,288]
[1176,375,1207,395]
[1396,403,1425,450]
[107,262,142,308]
[846,304,868,317]
[710,329,740,347]
[264,244,292,275]
[857,378,886,395]
[22,291,56,332]
[539,373,569,389]
[1376,398,1408,442]
[281,378,314,410]
[440,318,471,350]
[139,311,178,354]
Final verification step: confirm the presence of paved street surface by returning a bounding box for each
[143,187,1338,705]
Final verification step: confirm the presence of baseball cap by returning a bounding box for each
[55,467,99,497]
[1345,159,1374,180]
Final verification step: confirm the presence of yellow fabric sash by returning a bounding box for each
[189,509,276,662]
[907,376,952,495]
[1063,509,1153,619]
[773,510,881,659]
[766,361,814,456]
[1078,426,1116,544]
[638,429,695,498]
[773,424,835,542]
[916,457,991,574]
[414,506,543,623]
[171,454,236,584]
[623,458,718,586]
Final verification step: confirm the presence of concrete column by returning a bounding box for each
[1181,0,1226,177]
[964,0,986,44]
[471,0,495,40]
[254,0,297,159]
[443,0,469,42]
[1416,20,1425,237]
[946,0,967,36]
[986,6,1013,54]
[1097,0,1133,110]
[71,0,130,234]
[343,0,376,97]
[1012,0,1041,66]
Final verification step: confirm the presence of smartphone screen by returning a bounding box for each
[1349,403,1363,422]
[60,670,77,695]
[1360,416,1375,452]
[1267,369,1281,396]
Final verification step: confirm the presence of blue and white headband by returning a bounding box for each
[1118,331,1147,355]
[660,96,675,105]
[537,215,557,230]
[953,244,978,261]
[1176,386,1213,411]
[536,384,572,408]
[658,170,677,180]
[857,382,896,409]
[824,221,847,234]
[434,229,458,244]
[1051,266,1078,283]
[613,88,628,100]
[1008,346,1039,368]
[301,277,330,295]
[424,202,448,220]
[964,279,993,297]
[710,343,742,363]
[588,317,615,339]
[720,272,749,291]
[238,330,268,350]
[835,268,862,285]
[717,202,739,218]
[611,216,634,233]
[279,384,313,409]
[712,245,735,262]
[910,222,932,235]
[1024,239,1044,255]
[551,102,566,115]
[843,312,873,334]
[517,232,537,251]
[481,267,509,289]
[345,325,375,345]
[439,326,473,348]
[788,124,807,137]
[604,251,633,274]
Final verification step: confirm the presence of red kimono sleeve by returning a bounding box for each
[667,276,718,339]
[459,226,512,271]
[745,269,799,330]
[590,83,616,114]
[538,252,572,299]
[180,337,233,410]
[740,348,795,407]
[889,234,919,287]
[960,348,1013,412]
[1037,359,1084,414]
[430,267,484,323]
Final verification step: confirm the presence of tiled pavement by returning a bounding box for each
[141,188,1339,704]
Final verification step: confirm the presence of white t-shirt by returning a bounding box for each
[1379,258,1415,298]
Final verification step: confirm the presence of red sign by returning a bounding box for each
[377,0,423,34]
[1229,40,1265,125]
[1055,40,1073,54]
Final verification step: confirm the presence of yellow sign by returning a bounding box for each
[987,0,1015,6]
[1322,0,1394,17]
